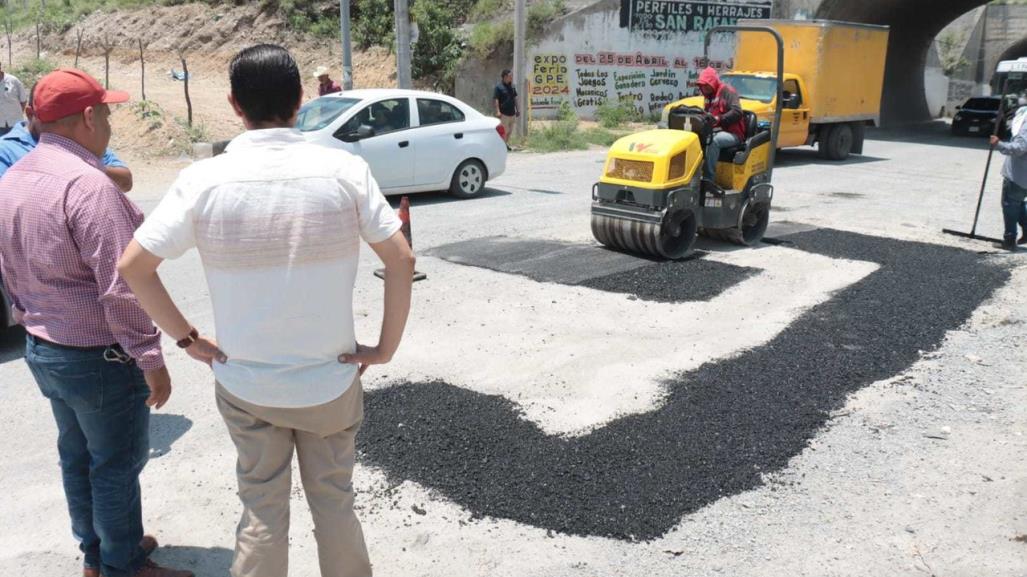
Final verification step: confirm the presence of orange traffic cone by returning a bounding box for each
[375,196,426,282]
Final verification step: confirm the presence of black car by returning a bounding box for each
[951,97,1003,136]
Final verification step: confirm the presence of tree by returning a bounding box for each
[937,30,969,77]
[410,0,462,89]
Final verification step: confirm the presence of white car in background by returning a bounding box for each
[297,89,507,198]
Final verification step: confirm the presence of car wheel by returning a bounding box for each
[449,159,487,199]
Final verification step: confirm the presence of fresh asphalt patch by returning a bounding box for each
[359,228,1010,541]
[426,236,757,302]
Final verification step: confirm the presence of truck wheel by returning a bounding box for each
[824,124,853,161]
[817,125,832,159]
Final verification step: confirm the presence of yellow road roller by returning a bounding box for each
[591,25,785,259]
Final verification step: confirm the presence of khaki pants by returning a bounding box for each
[500,114,516,141]
[216,379,371,577]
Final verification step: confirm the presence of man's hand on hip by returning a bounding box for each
[339,343,392,376]
[143,366,172,409]
[186,335,228,367]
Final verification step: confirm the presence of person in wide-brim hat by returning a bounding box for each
[314,65,341,96]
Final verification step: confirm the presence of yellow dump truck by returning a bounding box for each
[660,19,889,160]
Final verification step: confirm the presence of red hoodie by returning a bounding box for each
[697,67,746,142]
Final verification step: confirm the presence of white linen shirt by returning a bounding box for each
[135,128,400,408]
[0,73,26,128]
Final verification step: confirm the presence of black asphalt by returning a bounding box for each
[428,236,756,302]
[358,229,1009,541]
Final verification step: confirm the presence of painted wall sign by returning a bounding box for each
[523,1,766,119]
[620,0,773,33]
[531,54,571,111]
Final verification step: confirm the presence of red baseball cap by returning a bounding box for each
[33,68,129,123]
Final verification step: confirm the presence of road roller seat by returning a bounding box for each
[717,111,761,162]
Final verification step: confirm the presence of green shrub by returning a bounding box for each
[13,57,57,88]
[594,99,641,129]
[411,0,463,88]
[556,100,577,123]
[468,18,513,59]
[353,0,394,50]
[527,0,563,38]
[523,120,587,152]
[469,0,507,22]
[176,116,208,143]
[131,99,166,132]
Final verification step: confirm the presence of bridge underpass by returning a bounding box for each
[810,0,992,125]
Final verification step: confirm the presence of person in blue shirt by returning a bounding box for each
[0,84,132,191]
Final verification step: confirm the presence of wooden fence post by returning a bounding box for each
[179,51,192,127]
[137,38,148,100]
[99,34,115,89]
[3,18,11,68]
[74,29,83,68]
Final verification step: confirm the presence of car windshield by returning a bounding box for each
[721,74,777,103]
[297,97,361,132]
[964,98,1000,111]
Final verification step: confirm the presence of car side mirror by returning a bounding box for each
[955,105,962,111]
[337,124,376,142]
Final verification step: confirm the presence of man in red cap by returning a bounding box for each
[697,66,746,185]
[0,69,192,577]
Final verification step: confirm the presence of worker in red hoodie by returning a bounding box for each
[696,67,746,184]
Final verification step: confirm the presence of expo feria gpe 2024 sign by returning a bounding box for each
[621,0,773,33]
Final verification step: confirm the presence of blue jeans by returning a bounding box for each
[1001,178,1027,242]
[25,335,151,577]
[705,131,740,181]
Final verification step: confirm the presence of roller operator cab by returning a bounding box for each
[592,25,783,261]
[659,19,890,161]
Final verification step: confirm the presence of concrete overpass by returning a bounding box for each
[783,0,1018,124]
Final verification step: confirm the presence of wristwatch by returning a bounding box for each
[176,328,199,349]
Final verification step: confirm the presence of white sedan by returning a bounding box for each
[297,89,507,198]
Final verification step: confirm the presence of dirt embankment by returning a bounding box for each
[7,2,398,159]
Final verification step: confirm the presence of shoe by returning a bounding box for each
[140,535,158,556]
[1001,238,1018,252]
[133,559,194,577]
[82,536,159,577]
[701,178,724,197]
[1018,235,1026,245]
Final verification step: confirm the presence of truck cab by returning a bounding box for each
[659,19,889,161]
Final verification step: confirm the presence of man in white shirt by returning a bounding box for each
[0,64,27,135]
[118,44,415,577]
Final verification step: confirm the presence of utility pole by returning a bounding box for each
[394,0,412,89]
[340,0,353,89]
[976,3,988,93]
[513,0,527,136]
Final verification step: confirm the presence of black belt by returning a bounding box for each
[28,334,132,364]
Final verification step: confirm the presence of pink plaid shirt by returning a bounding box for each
[0,133,163,370]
